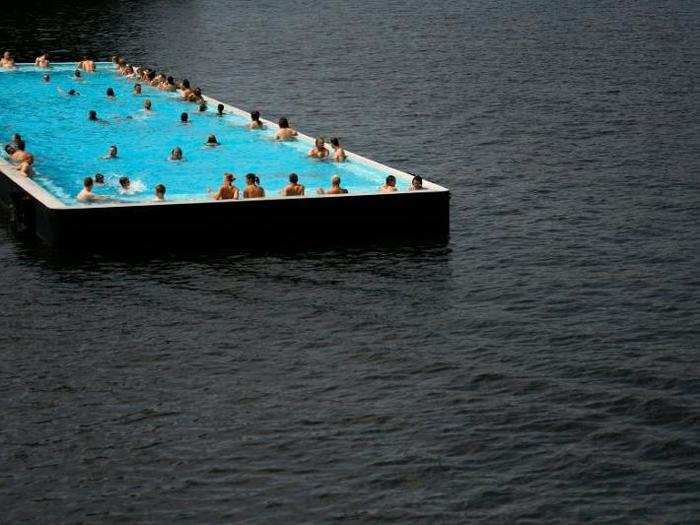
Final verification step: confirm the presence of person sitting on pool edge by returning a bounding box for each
[133,83,142,95]
[102,145,118,159]
[180,112,189,123]
[243,173,265,198]
[213,173,239,200]
[154,184,166,201]
[409,175,424,191]
[169,147,183,161]
[282,173,305,196]
[249,110,263,129]
[77,57,95,72]
[275,117,298,140]
[308,137,329,159]
[1,51,15,68]
[35,53,50,67]
[77,176,110,203]
[216,104,224,117]
[317,175,349,195]
[330,137,347,162]
[379,175,398,193]
[205,134,220,146]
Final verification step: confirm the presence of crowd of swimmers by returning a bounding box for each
[1,52,428,203]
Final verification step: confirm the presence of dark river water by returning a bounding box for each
[1,1,699,522]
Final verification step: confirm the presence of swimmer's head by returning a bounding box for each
[315,137,325,148]
[411,175,423,189]
[246,173,256,184]
[94,173,104,184]
[68,89,77,96]
[206,134,219,145]
[108,145,117,157]
[181,79,190,89]
[251,110,260,121]
[74,69,81,78]
[118,176,130,189]
[170,147,183,160]
[217,104,224,115]
[386,175,396,187]
[278,117,289,129]
[180,112,188,123]
[106,87,115,97]
[134,83,142,94]
[144,99,152,110]
[224,172,235,183]
[330,137,340,147]
[4,144,16,155]
[83,176,94,189]
[155,184,166,199]
[42,74,50,82]
[194,87,202,97]
[166,75,175,85]
[289,173,299,184]
[331,175,341,186]
[88,110,97,121]
[198,102,207,112]
[3,51,11,60]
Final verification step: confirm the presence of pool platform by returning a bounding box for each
[0,63,449,248]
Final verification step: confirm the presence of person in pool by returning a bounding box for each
[274,117,298,140]
[249,110,263,129]
[154,184,166,201]
[133,83,142,95]
[143,99,152,111]
[10,142,32,163]
[74,69,82,80]
[243,173,265,198]
[1,51,15,68]
[102,145,118,159]
[10,133,23,147]
[379,175,398,193]
[213,173,239,200]
[35,53,49,67]
[205,134,220,146]
[66,88,79,96]
[198,102,207,113]
[88,110,99,121]
[17,154,35,177]
[308,137,329,159]
[94,173,105,185]
[77,176,109,203]
[42,74,50,82]
[180,112,189,123]
[409,175,424,191]
[330,137,347,162]
[216,104,224,117]
[106,87,116,98]
[180,79,193,99]
[77,57,95,72]
[119,176,131,193]
[316,175,349,195]
[170,147,183,160]
[161,76,177,92]
[282,173,304,196]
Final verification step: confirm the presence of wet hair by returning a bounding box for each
[144,99,152,110]
[166,76,175,85]
[83,176,94,188]
[74,70,81,78]
[198,102,207,112]
[155,184,166,195]
[94,173,104,184]
[289,173,298,184]
[193,87,202,96]
[386,175,396,185]
[12,133,22,143]
[412,175,423,186]
[68,89,77,96]
[330,137,340,147]
[119,176,130,189]
[180,112,188,123]
[181,79,190,89]
[331,175,341,186]
[251,110,261,121]
[278,117,289,129]
[246,173,256,183]
[106,87,115,97]
[134,83,142,91]
[206,134,218,144]
[42,74,50,82]
[170,147,182,159]
[217,104,224,115]
[109,145,117,155]
[88,110,97,121]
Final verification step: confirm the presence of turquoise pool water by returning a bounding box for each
[0,63,410,204]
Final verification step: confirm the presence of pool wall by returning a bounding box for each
[0,63,450,248]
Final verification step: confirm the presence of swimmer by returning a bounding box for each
[77,57,95,72]
[88,110,99,121]
[133,83,142,95]
[77,176,109,203]
[68,89,79,96]
[17,154,35,177]
[119,176,131,192]
[275,117,298,140]
[316,175,349,195]
[94,173,105,185]
[308,137,329,159]
[42,74,50,82]
[282,173,305,196]
[106,87,116,98]
[1,51,15,68]
[102,145,118,159]
[198,102,207,113]
[249,110,263,129]
[154,184,166,201]
[74,69,82,80]
[213,173,239,200]
[10,142,31,163]
[379,175,398,193]
[330,137,347,162]
[169,147,183,160]
[180,112,189,123]
[144,99,152,111]
[243,173,265,198]
[35,53,49,67]
[409,175,424,191]
[205,134,220,146]
[216,104,224,116]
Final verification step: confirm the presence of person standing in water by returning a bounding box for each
[169,147,183,160]
[154,184,166,201]
[379,175,398,193]
[274,117,298,140]
[77,57,95,72]
[249,111,263,129]
[77,176,109,203]
[1,51,15,68]
[409,175,424,191]
[330,137,347,162]
[243,173,265,198]
[308,137,329,159]
[317,175,349,195]
[213,173,239,200]
[35,53,49,67]
[282,173,305,196]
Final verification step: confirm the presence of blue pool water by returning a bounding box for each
[0,63,406,204]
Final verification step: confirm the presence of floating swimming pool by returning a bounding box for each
[0,62,449,247]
